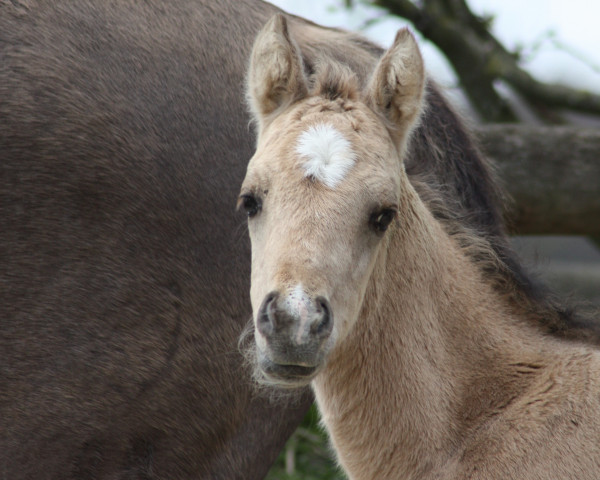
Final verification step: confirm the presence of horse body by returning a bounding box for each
[243,15,600,479]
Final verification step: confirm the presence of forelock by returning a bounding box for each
[311,63,359,102]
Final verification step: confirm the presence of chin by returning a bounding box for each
[257,358,320,388]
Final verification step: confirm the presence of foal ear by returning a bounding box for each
[247,14,308,129]
[366,28,425,150]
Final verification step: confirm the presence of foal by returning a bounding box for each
[241,14,600,480]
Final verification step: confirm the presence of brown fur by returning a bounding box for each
[244,15,600,480]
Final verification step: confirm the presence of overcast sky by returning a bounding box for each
[268,0,600,95]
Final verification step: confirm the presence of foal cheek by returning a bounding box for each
[326,246,379,339]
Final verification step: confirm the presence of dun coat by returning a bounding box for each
[243,14,600,480]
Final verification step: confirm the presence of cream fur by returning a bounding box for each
[243,14,600,480]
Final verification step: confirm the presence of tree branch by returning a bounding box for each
[358,0,600,122]
[503,67,600,115]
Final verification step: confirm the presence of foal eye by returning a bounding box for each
[370,207,397,233]
[238,194,262,218]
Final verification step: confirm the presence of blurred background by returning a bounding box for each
[271,0,600,111]
[264,1,600,477]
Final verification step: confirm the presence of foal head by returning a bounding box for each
[241,14,425,387]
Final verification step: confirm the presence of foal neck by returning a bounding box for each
[312,185,549,480]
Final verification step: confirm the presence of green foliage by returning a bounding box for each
[265,404,346,480]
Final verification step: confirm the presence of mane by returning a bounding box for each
[408,86,600,343]
[283,26,600,344]
[310,62,360,103]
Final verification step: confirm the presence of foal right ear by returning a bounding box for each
[247,14,308,131]
[366,28,425,152]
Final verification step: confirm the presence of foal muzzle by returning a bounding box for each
[255,289,333,383]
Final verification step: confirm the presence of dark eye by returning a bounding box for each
[238,194,261,218]
[370,207,397,233]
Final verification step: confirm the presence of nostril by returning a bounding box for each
[257,291,279,337]
[264,291,278,307]
[312,296,333,337]
[316,298,329,316]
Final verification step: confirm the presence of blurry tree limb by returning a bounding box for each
[344,2,600,233]
[475,125,600,235]
[352,0,600,123]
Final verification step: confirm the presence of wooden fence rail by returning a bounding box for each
[475,125,600,236]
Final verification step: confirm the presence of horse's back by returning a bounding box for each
[0,1,309,478]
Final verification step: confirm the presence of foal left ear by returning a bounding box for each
[247,14,308,133]
[366,28,425,151]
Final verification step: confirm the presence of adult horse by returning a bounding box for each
[2,1,598,479]
[242,15,600,480]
